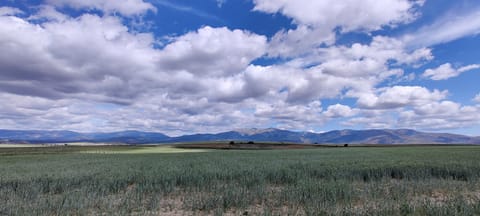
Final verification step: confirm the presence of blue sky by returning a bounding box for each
[0,0,479,136]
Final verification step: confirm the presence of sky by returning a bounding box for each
[0,0,479,136]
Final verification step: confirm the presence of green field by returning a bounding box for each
[1,146,480,215]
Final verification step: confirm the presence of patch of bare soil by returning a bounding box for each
[174,143,323,150]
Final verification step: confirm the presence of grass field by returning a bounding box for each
[1,145,480,215]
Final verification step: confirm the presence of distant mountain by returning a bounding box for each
[0,128,479,144]
[168,128,304,143]
[0,129,169,144]
[87,131,170,144]
[305,129,479,144]
[0,129,87,143]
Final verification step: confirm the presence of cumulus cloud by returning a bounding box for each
[423,63,480,80]
[254,100,326,130]
[0,13,159,103]
[253,0,423,32]
[0,2,478,135]
[344,80,480,131]
[0,10,274,107]
[47,0,156,16]
[474,94,480,103]
[0,93,103,132]
[269,36,433,105]
[158,26,267,77]
[324,104,357,118]
[343,110,397,129]
[398,101,480,130]
[253,0,424,58]
[262,36,433,105]
[267,25,335,57]
[285,36,432,78]
[344,100,480,131]
[0,7,23,16]
[27,5,68,22]
[0,9,277,134]
[356,86,448,109]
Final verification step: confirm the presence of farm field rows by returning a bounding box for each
[1,145,480,215]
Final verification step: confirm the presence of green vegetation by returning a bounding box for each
[1,146,480,215]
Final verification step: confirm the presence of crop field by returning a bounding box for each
[1,145,480,215]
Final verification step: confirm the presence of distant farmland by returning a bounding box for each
[1,145,480,215]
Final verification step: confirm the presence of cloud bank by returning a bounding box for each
[0,0,479,135]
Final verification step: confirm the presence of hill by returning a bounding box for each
[0,128,478,144]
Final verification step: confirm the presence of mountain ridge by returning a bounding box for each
[0,128,479,145]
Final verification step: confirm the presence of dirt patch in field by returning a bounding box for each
[174,143,325,150]
[82,146,210,154]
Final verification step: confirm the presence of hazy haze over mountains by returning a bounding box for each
[0,129,478,145]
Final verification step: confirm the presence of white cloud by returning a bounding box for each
[356,86,448,109]
[344,100,480,131]
[47,0,156,16]
[404,8,480,48]
[423,63,480,80]
[398,101,480,130]
[254,100,326,130]
[0,3,478,135]
[0,10,271,106]
[0,13,159,103]
[341,36,433,65]
[267,25,335,57]
[413,101,461,116]
[253,0,423,32]
[0,93,103,132]
[343,110,396,129]
[0,7,23,16]
[264,36,433,104]
[287,36,432,75]
[158,26,267,77]
[460,64,480,72]
[28,5,68,22]
[324,104,357,118]
[474,94,480,103]
[255,0,424,58]
[0,10,279,134]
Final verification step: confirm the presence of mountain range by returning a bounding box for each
[0,128,479,145]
